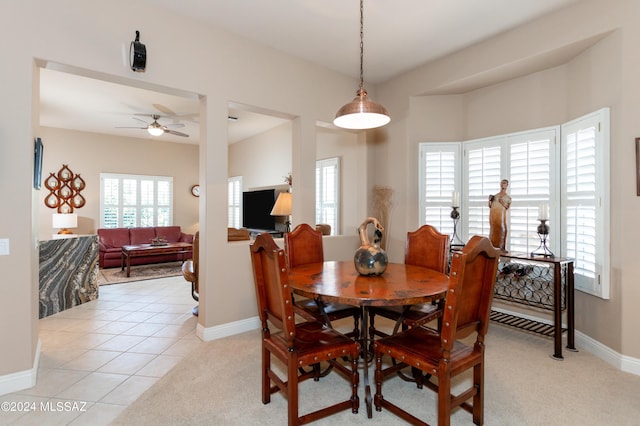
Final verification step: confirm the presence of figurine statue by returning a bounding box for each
[488,179,511,252]
[354,217,388,275]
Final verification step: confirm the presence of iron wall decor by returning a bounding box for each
[44,164,86,213]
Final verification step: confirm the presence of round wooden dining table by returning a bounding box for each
[288,260,449,418]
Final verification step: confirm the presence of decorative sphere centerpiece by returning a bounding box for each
[354,217,388,276]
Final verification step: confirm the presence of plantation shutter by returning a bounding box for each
[507,129,557,254]
[465,139,502,243]
[316,157,340,235]
[100,173,173,228]
[561,108,610,299]
[228,176,242,229]
[418,143,461,236]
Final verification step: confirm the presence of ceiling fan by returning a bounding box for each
[117,114,189,137]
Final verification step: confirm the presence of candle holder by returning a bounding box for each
[530,219,554,257]
[450,207,464,246]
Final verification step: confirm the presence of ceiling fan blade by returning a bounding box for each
[153,103,177,117]
[164,128,189,137]
[164,123,185,129]
[132,116,151,124]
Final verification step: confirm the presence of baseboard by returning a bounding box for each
[0,339,40,396]
[197,316,261,341]
[493,306,640,377]
[575,330,640,376]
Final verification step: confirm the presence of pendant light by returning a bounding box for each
[334,0,390,130]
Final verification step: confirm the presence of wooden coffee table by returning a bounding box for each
[121,243,192,277]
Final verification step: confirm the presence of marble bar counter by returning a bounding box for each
[39,235,99,319]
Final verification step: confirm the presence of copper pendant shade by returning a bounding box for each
[334,0,390,130]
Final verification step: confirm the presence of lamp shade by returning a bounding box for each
[270,192,292,216]
[334,89,391,130]
[52,213,78,234]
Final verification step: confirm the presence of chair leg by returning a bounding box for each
[352,312,360,342]
[437,372,452,426]
[262,347,271,404]
[351,355,360,413]
[288,357,299,426]
[473,362,484,425]
[374,353,383,412]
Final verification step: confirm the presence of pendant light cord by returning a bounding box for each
[359,0,364,91]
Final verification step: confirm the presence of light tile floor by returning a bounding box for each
[1,275,204,425]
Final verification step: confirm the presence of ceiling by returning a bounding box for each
[39,0,581,144]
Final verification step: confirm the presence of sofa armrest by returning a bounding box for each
[180,233,194,243]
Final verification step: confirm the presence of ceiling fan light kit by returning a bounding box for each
[116,114,190,138]
[334,0,390,130]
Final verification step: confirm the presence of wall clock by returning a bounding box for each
[191,185,200,197]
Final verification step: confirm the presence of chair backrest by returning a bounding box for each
[405,224,450,273]
[250,233,296,344]
[284,223,324,269]
[192,231,199,274]
[440,235,499,351]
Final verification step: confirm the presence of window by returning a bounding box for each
[464,128,558,254]
[561,109,610,299]
[419,108,609,299]
[418,143,461,237]
[228,176,242,229]
[316,157,340,235]
[100,173,173,228]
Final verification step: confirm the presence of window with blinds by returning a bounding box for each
[100,173,173,228]
[462,128,557,254]
[465,141,502,241]
[561,108,610,299]
[316,157,340,235]
[418,143,461,236]
[228,176,242,229]
[419,108,609,299]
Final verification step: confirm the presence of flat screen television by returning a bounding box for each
[242,189,277,231]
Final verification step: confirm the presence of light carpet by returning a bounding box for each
[113,321,640,425]
[98,261,183,285]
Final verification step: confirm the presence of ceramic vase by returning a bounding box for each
[354,217,388,276]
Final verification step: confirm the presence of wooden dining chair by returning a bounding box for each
[250,233,360,425]
[285,223,361,340]
[370,224,450,338]
[373,235,500,426]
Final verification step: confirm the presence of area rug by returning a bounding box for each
[98,261,183,285]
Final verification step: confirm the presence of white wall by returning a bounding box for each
[228,121,292,191]
[37,127,199,240]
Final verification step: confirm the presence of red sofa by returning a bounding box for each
[98,226,194,269]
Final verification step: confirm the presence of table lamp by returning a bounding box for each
[270,192,292,233]
[52,213,78,234]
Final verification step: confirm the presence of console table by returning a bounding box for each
[491,253,576,360]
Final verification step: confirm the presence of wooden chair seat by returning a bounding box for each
[267,321,357,362]
[369,303,442,333]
